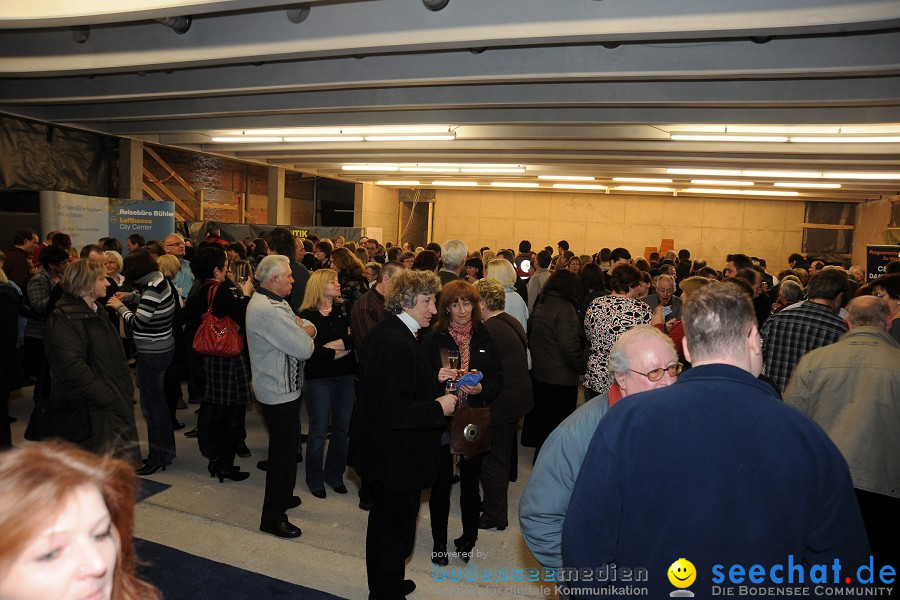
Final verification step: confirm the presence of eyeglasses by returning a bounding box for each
[165,242,185,247]
[872,292,888,299]
[629,363,683,381]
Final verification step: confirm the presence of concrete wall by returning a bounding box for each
[354,183,399,244]
[431,190,806,272]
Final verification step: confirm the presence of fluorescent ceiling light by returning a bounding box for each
[684,188,799,197]
[742,170,823,179]
[460,164,522,169]
[671,134,789,143]
[773,182,842,189]
[431,181,478,186]
[342,125,453,135]
[690,180,751,186]
[667,168,743,177]
[790,136,900,144]
[210,136,282,143]
[376,180,419,186]
[613,177,673,183]
[249,128,342,136]
[840,125,900,134]
[553,184,608,190]
[614,186,674,192]
[342,165,398,172]
[364,135,455,142]
[490,182,539,188]
[398,167,460,173]
[462,168,526,174]
[538,175,595,181]
[282,136,364,142]
[725,125,841,134]
[822,172,900,180]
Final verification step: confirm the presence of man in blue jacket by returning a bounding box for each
[562,283,868,598]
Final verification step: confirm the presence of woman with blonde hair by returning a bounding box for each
[298,269,358,498]
[485,258,528,332]
[44,259,141,464]
[0,441,160,600]
[330,246,369,307]
[105,251,126,289]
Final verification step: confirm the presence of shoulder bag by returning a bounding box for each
[192,281,244,357]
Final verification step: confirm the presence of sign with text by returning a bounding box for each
[108,199,176,249]
[39,191,108,250]
[39,191,175,251]
[865,244,900,281]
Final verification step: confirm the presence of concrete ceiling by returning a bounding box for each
[1,0,900,202]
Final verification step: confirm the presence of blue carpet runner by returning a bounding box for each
[135,538,347,600]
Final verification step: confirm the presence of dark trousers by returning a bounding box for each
[429,444,484,546]
[260,398,301,526]
[479,422,518,527]
[198,402,246,469]
[137,349,177,466]
[855,488,899,567]
[366,482,420,600]
[163,336,186,424]
[529,379,577,464]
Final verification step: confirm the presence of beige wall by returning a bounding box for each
[355,183,399,244]
[431,190,805,272]
[852,196,897,268]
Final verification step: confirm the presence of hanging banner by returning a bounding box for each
[865,245,900,282]
[108,199,176,249]
[39,191,175,251]
[185,221,363,245]
[39,191,108,250]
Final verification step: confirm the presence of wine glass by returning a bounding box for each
[447,349,459,371]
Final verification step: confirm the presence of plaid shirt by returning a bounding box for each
[761,300,847,393]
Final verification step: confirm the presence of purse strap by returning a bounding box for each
[205,280,221,314]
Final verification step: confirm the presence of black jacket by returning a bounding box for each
[419,323,502,409]
[483,312,533,424]
[348,316,446,491]
[44,294,140,463]
[528,291,585,386]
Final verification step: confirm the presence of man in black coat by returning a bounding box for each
[348,269,457,600]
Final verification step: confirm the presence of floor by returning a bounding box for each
[7,380,558,600]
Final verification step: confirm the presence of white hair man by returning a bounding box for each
[519,325,679,570]
[785,296,900,567]
[247,255,316,539]
[562,283,867,598]
[438,239,467,287]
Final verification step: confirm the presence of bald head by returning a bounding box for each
[610,325,679,396]
[846,296,891,331]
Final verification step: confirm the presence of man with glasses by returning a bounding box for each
[519,325,680,571]
[163,233,193,300]
[562,283,867,599]
[642,274,681,326]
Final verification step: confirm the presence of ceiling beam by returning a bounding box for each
[0,0,898,75]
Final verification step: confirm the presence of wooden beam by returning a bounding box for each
[799,223,855,230]
[143,167,196,219]
[142,183,163,202]
[144,146,197,195]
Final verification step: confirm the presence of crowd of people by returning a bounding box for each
[1,225,898,599]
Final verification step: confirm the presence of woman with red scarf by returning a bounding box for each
[420,280,501,566]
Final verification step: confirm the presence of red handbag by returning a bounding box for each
[192,281,244,357]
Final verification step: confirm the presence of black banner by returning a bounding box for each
[865,244,900,282]
[183,221,363,244]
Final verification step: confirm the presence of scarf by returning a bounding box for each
[448,320,474,372]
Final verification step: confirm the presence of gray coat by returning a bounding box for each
[642,293,682,322]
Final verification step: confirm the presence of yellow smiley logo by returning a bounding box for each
[668,558,696,588]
